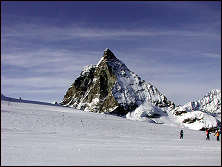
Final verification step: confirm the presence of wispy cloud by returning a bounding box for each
[1,74,75,103]
[2,48,101,74]
[2,22,219,42]
[202,53,221,59]
[2,76,72,89]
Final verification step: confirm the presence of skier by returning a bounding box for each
[80,119,84,128]
[180,130,184,139]
[206,129,210,140]
[214,129,220,141]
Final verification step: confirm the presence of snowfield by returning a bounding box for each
[1,99,221,166]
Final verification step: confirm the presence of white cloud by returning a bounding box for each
[2,22,219,42]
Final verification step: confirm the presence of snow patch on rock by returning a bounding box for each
[80,65,96,76]
[175,111,218,130]
[126,102,165,121]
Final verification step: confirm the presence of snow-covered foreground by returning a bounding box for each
[1,100,221,166]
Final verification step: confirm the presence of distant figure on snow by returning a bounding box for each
[180,130,184,139]
[80,120,84,128]
[214,129,220,141]
[206,129,210,140]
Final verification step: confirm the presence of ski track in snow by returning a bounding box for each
[1,100,221,166]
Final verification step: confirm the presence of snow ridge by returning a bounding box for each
[178,89,221,116]
[196,89,221,114]
[172,89,221,131]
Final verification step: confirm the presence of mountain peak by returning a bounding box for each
[61,49,174,116]
[104,48,110,52]
[103,48,117,60]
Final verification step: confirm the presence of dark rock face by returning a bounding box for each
[61,49,120,114]
[61,65,96,107]
[61,49,174,115]
[103,48,117,60]
[182,117,202,124]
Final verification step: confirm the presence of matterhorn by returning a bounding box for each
[61,48,174,117]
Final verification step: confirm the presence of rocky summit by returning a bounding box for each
[61,48,174,116]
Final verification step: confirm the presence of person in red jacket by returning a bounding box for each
[206,129,210,140]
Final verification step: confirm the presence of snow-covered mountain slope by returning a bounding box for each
[173,110,218,131]
[179,89,221,115]
[1,98,221,165]
[172,89,221,131]
[61,48,174,116]
[1,94,59,106]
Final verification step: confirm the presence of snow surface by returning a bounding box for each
[126,102,166,121]
[175,111,218,130]
[1,98,221,165]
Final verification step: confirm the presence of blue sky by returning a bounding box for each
[1,1,221,105]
